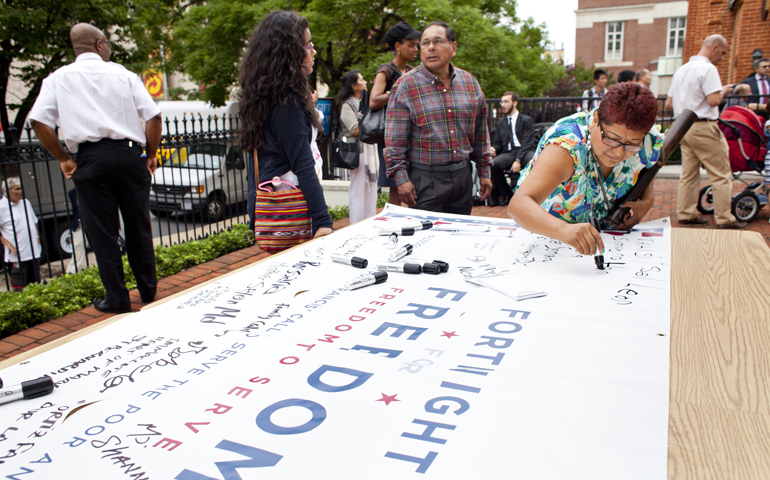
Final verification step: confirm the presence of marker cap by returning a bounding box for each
[351,256,368,268]
[431,260,449,272]
[420,221,433,230]
[373,271,388,284]
[403,263,421,274]
[22,376,54,399]
[421,262,440,274]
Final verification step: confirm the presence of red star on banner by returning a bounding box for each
[441,331,458,339]
[377,393,400,406]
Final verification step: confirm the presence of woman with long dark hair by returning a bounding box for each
[369,22,421,207]
[239,10,332,238]
[337,70,378,223]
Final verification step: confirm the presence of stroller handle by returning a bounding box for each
[605,109,698,227]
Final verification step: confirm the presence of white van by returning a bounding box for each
[149,101,246,222]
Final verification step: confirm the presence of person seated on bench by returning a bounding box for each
[489,91,535,206]
[508,82,663,255]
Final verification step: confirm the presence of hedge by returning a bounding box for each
[0,224,254,339]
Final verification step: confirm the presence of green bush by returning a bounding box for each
[0,224,255,339]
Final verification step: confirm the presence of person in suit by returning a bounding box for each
[740,58,770,118]
[489,91,535,205]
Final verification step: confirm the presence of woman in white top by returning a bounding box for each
[336,70,378,223]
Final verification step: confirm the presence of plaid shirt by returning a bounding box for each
[384,63,492,185]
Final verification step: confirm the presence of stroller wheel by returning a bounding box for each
[732,191,761,223]
[697,186,715,215]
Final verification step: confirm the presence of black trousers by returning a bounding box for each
[73,140,156,309]
[491,149,535,198]
[410,162,473,215]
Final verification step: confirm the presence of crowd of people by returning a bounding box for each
[2,12,767,300]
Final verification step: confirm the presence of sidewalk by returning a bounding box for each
[1,176,768,364]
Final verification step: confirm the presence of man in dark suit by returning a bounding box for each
[739,58,770,118]
[489,91,535,205]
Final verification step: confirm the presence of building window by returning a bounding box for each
[605,22,623,60]
[667,17,686,57]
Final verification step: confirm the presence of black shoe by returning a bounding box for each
[500,196,511,207]
[93,299,131,314]
[487,196,500,207]
[141,293,156,303]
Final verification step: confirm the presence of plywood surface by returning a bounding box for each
[669,229,770,479]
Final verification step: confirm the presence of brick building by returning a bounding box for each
[684,0,770,84]
[575,0,689,95]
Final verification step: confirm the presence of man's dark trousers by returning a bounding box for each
[410,161,473,215]
[73,140,157,309]
[490,151,517,199]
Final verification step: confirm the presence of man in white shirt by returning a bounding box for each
[665,34,746,230]
[582,69,608,112]
[489,92,535,205]
[29,23,163,313]
[0,177,42,291]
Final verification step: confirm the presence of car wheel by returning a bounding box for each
[203,194,226,223]
[697,186,714,215]
[731,191,760,223]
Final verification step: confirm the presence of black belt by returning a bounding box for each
[80,138,136,148]
[695,118,717,122]
[410,159,469,172]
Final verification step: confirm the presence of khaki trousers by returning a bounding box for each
[677,122,736,225]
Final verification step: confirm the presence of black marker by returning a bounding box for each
[402,257,449,273]
[401,220,433,231]
[0,376,54,405]
[376,262,421,274]
[345,272,388,290]
[589,218,605,270]
[378,227,415,236]
[388,244,413,262]
[331,253,368,268]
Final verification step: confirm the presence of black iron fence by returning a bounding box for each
[0,116,250,291]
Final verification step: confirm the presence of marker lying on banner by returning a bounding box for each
[344,272,388,291]
[376,262,422,274]
[400,220,433,231]
[0,376,54,406]
[401,257,449,273]
[388,244,413,261]
[377,227,415,236]
[330,253,368,268]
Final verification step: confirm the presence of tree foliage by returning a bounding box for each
[170,0,565,105]
[0,0,180,144]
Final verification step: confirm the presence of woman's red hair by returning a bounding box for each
[597,82,658,132]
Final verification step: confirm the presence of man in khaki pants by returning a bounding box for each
[665,35,747,229]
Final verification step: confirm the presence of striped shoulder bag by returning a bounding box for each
[253,149,312,252]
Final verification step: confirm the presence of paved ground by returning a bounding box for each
[1,177,768,363]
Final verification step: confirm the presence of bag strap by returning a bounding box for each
[253,148,259,186]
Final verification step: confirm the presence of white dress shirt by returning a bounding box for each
[756,73,769,104]
[29,53,161,153]
[667,55,723,120]
[0,197,41,263]
[508,111,521,148]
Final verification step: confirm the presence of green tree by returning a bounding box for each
[0,0,177,144]
[170,0,563,106]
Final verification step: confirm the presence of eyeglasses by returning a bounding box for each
[304,42,315,51]
[599,122,643,153]
[420,37,448,48]
[94,39,111,49]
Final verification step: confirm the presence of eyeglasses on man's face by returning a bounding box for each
[420,37,448,48]
[94,39,111,49]
[303,41,315,52]
[599,122,643,153]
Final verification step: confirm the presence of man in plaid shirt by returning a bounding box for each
[384,21,493,214]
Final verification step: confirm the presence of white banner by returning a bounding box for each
[0,205,671,479]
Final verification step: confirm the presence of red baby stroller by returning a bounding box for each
[697,106,768,222]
